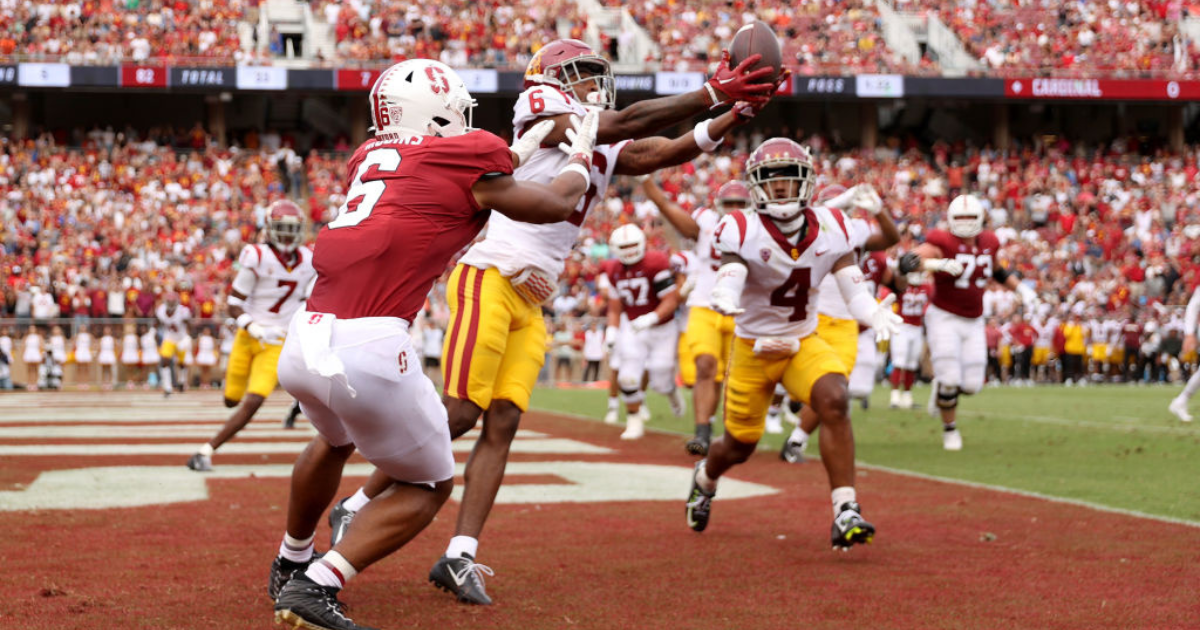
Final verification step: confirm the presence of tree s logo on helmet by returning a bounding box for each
[426,65,450,94]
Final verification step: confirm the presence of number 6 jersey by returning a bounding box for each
[233,243,317,329]
[714,208,856,340]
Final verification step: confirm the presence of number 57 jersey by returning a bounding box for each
[714,208,856,340]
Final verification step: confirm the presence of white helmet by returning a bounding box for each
[369,59,476,140]
[611,224,647,265]
[947,195,985,238]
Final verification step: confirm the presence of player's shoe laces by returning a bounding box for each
[779,433,807,464]
[186,452,212,472]
[685,424,711,456]
[274,574,376,630]
[328,498,356,548]
[669,388,687,417]
[830,501,875,550]
[942,427,963,451]
[429,553,494,605]
[1168,397,1193,422]
[268,552,323,601]
[686,460,715,532]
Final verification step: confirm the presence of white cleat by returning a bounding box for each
[620,408,646,440]
[901,390,914,410]
[764,412,784,435]
[783,406,800,427]
[1168,398,1193,423]
[669,388,687,418]
[889,389,901,409]
[942,428,963,451]
[603,408,620,425]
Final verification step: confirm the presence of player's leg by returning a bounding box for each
[926,307,966,449]
[158,339,176,396]
[1169,364,1200,421]
[652,325,686,418]
[616,325,650,438]
[782,317,857,462]
[847,328,878,403]
[686,308,725,454]
[604,347,621,424]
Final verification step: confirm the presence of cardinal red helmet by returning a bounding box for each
[714,180,751,214]
[524,39,615,109]
[746,138,816,220]
[267,199,304,253]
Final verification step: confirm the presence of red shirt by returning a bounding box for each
[307,131,513,322]
[898,282,931,327]
[1010,322,1037,347]
[607,251,676,321]
[926,229,1002,319]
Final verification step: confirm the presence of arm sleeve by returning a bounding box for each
[1185,288,1200,336]
[652,268,677,297]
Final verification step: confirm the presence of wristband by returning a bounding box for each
[561,162,591,186]
[236,313,254,329]
[693,119,722,153]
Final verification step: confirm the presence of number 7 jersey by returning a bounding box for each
[714,208,856,340]
[236,243,317,329]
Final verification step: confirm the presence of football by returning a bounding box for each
[728,20,783,81]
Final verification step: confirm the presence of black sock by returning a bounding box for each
[943,422,957,432]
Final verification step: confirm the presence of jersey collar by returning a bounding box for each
[759,209,819,261]
[268,244,302,272]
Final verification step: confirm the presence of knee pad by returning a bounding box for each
[936,384,959,410]
[620,386,645,405]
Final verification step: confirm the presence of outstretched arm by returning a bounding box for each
[614,109,745,176]
[642,179,699,240]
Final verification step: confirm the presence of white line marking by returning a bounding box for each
[957,409,1198,435]
[0,438,611,456]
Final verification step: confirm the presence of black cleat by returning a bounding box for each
[283,400,302,429]
[274,574,376,630]
[831,501,875,550]
[685,424,712,456]
[429,553,494,605]
[186,452,212,472]
[686,459,715,532]
[268,552,322,601]
[328,498,355,548]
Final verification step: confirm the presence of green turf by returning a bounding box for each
[531,384,1200,522]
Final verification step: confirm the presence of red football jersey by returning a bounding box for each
[899,282,932,327]
[608,250,676,321]
[925,228,1001,319]
[861,250,889,297]
[307,131,513,321]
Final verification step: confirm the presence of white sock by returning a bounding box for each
[344,488,370,512]
[767,405,781,417]
[446,535,479,559]
[831,486,857,515]
[280,533,314,562]
[160,366,173,391]
[788,427,809,444]
[199,443,214,457]
[1181,369,1200,399]
[695,462,718,493]
[607,396,619,410]
[305,551,357,588]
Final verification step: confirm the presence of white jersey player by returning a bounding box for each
[686,138,900,550]
[1169,286,1200,422]
[155,292,192,396]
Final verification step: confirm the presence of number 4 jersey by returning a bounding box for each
[715,207,856,340]
[233,243,317,329]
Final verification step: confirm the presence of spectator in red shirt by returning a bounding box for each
[1009,312,1038,384]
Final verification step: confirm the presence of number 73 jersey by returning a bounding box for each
[714,208,856,340]
[234,244,317,328]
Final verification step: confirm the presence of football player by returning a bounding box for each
[604,224,685,439]
[778,183,900,464]
[267,59,600,630]
[1168,284,1200,421]
[155,291,191,397]
[904,195,1039,450]
[686,139,901,550]
[186,199,315,471]
[324,38,783,606]
[889,272,932,409]
[644,178,751,455]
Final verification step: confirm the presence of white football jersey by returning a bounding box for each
[815,215,873,320]
[458,86,631,279]
[686,207,725,309]
[715,208,856,340]
[155,304,192,343]
[233,244,317,328]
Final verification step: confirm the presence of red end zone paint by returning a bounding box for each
[1,398,1197,629]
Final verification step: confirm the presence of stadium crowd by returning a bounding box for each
[3,123,1200,389]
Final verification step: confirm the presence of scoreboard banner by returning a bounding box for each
[0,65,17,87]
[121,65,168,88]
[236,66,288,91]
[18,63,71,87]
[335,69,382,91]
[170,67,236,89]
[1005,78,1200,101]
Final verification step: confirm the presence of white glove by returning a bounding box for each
[510,119,554,168]
[824,186,857,210]
[631,312,660,332]
[679,275,696,299]
[558,108,600,164]
[870,294,903,342]
[710,285,744,316]
[853,185,884,216]
[604,325,618,351]
[924,258,965,277]
[1016,282,1039,308]
[245,321,284,344]
[753,336,800,358]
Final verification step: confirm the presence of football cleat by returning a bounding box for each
[1168,398,1193,423]
[620,407,646,440]
[889,389,901,409]
[685,424,711,457]
[669,388,687,417]
[283,400,303,429]
[603,408,619,425]
[779,434,807,464]
[764,411,784,435]
[186,452,212,472]
[942,428,963,451]
[686,460,715,532]
[429,553,494,605]
[268,552,323,601]
[831,501,875,550]
[328,498,356,548]
[274,574,376,630]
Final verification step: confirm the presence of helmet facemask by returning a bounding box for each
[749,161,815,232]
[558,58,616,109]
[269,217,303,253]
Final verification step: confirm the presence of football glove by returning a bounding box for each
[753,337,800,358]
[705,50,776,106]
[631,312,660,332]
[924,258,965,277]
[710,285,744,316]
[558,108,599,167]
[510,119,554,168]
[870,294,903,342]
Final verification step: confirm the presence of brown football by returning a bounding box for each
[728,20,782,81]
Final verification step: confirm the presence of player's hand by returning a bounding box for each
[710,286,744,316]
[924,258,964,277]
[706,50,775,106]
[871,294,903,342]
[558,108,600,167]
[731,100,763,123]
[898,252,922,274]
[631,312,660,332]
[510,119,554,168]
[853,185,884,216]
[245,321,269,342]
[1184,334,1197,356]
[604,325,618,351]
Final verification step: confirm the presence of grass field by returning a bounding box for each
[531,383,1200,523]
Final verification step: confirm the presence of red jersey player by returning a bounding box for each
[889,272,932,409]
[604,224,684,439]
[904,195,1038,451]
[268,59,599,630]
